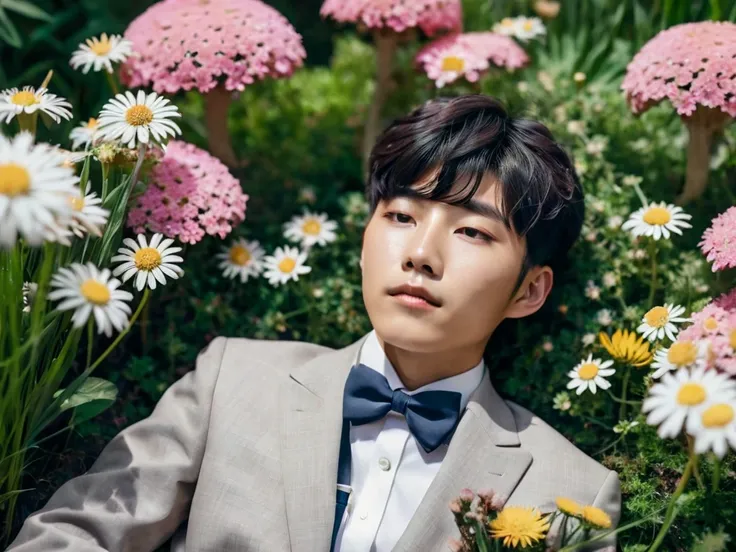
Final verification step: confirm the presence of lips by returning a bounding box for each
[387,283,441,307]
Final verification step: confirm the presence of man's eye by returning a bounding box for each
[458,227,492,242]
[387,212,412,224]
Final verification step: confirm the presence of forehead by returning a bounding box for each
[410,169,506,212]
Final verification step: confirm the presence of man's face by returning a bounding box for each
[361,172,549,356]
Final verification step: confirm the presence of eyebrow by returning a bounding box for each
[394,190,512,230]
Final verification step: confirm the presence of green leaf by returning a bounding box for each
[53,377,118,425]
[0,7,22,48]
[2,0,52,22]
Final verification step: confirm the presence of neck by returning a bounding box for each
[378,335,485,390]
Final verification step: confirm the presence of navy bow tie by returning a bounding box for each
[342,363,463,453]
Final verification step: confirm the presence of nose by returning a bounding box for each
[402,221,444,279]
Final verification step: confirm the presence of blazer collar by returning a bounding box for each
[280,334,530,552]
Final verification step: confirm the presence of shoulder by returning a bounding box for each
[506,400,617,509]
[211,336,333,374]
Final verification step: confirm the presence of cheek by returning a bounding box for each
[448,248,518,306]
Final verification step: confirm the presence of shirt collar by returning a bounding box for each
[357,330,486,411]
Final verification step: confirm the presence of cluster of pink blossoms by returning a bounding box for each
[121,0,306,94]
[679,291,736,376]
[621,21,736,117]
[126,141,248,244]
[320,0,462,36]
[699,206,736,272]
[416,32,528,87]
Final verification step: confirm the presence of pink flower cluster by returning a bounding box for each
[416,32,528,87]
[700,205,736,272]
[679,297,736,376]
[320,0,462,36]
[121,0,306,94]
[127,141,248,244]
[621,21,736,117]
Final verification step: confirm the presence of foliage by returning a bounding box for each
[4,1,736,550]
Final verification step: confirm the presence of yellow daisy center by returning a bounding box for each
[229,245,251,266]
[11,90,37,107]
[703,317,719,331]
[88,36,112,56]
[702,403,735,428]
[86,117,98,129]
[577,363,599,380]
[555,497,582,517]
[80,279,110,305]
[677,382,706,406]
[642,206,672,226]
[441,56,465,72]
[489,506,549,548]
[501,18,514,28]
[667,341,697,366]
[581,506,612,529]
[302,219,322,236]
[0,163,30,197]
[125,105,154,126]
[69,196,85,211]
[730,329,736,350]
[278,257,296,274]
[523,20,534,31]
[134,247,162,271]
[644,306,670,328]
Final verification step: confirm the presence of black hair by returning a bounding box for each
[366,95,584,290]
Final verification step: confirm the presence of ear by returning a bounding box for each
[504,266,554,319]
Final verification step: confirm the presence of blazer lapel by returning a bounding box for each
[280,336,368,552]
[393,373,533,552]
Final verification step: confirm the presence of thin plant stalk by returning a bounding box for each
[647,454,696,552]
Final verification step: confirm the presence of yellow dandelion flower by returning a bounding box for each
[555,497,583,517]
[599,329,653,367]
[581,505,612,529]
[489,506,550,548]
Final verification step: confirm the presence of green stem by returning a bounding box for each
[105,71,119,95]
[86,318,94,369]
[712,456,721,492]
[647,454,695,552]
[619,366,632,420]
[606,389,640,406]
[86,288,150,376]
[647,239,658,308]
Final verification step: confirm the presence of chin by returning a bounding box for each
[370,315,449,354]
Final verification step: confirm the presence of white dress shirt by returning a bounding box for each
[334,331,485,552]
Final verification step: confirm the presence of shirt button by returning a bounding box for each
[378,457,391,471]
[359,510,368,520]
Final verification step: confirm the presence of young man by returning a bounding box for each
[8,95,620,551]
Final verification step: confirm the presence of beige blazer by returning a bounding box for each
[8,335,620,551]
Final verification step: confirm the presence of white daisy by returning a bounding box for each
[637,304,689,342]
[651,339,709,379]
[217,238,265,283]
[0,132,79,248]
[690,400,736,458]
[642,366,736,439]
[48,263,133,336]
[70,118,100,150]
[70,33,134,74]
[111,233,184,291]
[0,86,72,124]
[493,16,546,42]
[22,281,38,313]
[283,211,338,248]
[566,354,616,395]
[262,245,311,287]
[65,191,109,238]
[97,90,182,149]
[621,202,692,240]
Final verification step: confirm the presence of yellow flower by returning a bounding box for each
[599,329,653,367]
[489,506,550,548]
[581,505,612,529]
[555,497,582,517]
